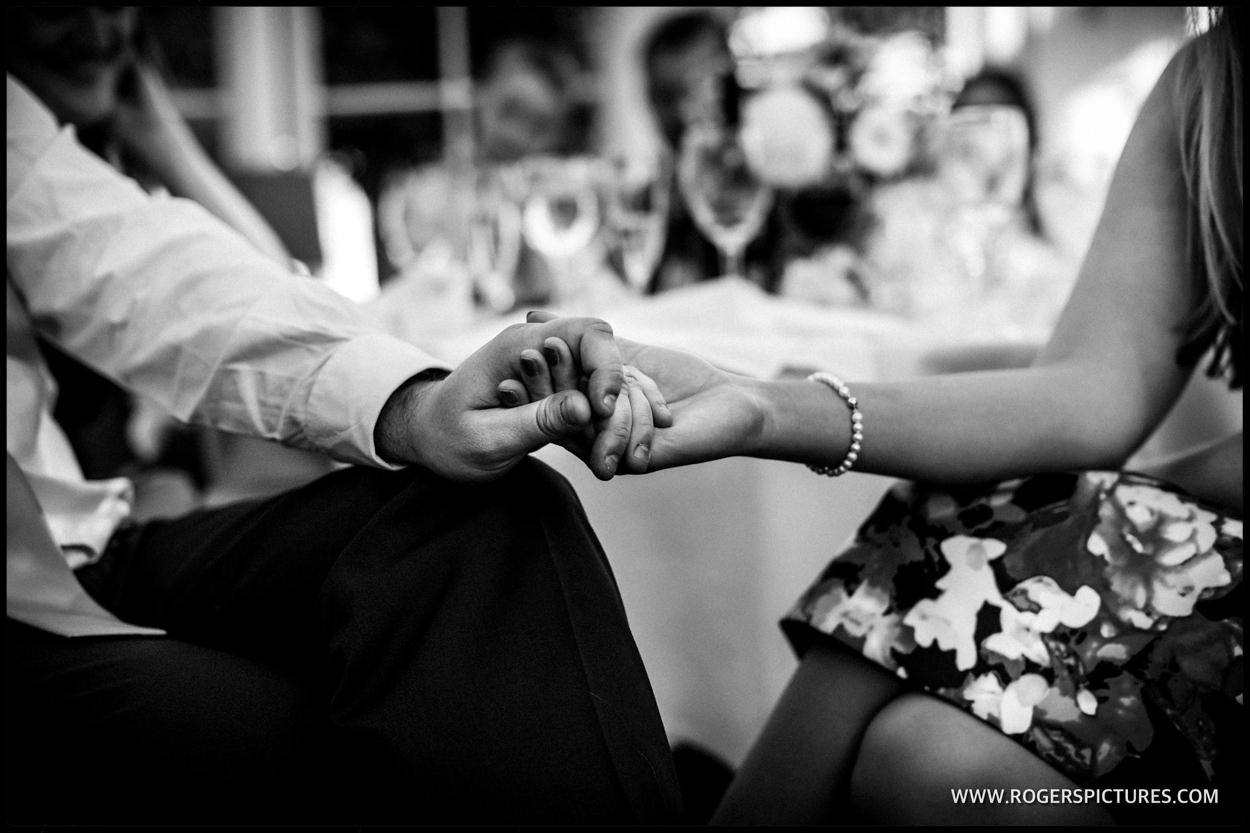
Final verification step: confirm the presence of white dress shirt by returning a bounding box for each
[7,74,450,636]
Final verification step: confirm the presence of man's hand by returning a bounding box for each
[514,312,768,474]
[374,316,628,482]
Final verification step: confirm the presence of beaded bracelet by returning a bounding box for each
[806,371,863,477]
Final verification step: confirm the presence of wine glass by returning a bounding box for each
[521,156,602,307]
[677,123,773,279]
[466,164,524,314]
[601,152,671,294]
[937,104,1030,295]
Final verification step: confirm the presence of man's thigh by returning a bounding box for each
[75,465,424,668]
[5,619,326,825]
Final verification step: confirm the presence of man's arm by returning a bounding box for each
[375,317,633,482]
[8,74,626,480]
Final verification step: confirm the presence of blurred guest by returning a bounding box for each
[5,6,326,514]
[376,35,588,310]
[475,36,587,164]
[949,67,1045,234]
[639,10,785,294]
[851,64,1077,347]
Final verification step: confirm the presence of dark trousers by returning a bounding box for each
[6,459,684,825]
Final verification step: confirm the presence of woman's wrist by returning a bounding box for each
[749,377,851,466]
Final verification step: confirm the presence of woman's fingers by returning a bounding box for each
[627,365,672,428]
[620,370,655,473]
[589,383,634,480]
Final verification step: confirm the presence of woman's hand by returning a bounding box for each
[498,335,671,477]
[503,312,767,474]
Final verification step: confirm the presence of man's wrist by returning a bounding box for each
[375,368,452,465]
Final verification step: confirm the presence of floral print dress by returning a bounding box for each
[782,471,1242,792]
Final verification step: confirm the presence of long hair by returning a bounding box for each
[1175,6,1243,387]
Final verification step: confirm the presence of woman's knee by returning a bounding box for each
[851,693,1114,824]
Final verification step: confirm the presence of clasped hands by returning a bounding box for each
[378,311,767,483]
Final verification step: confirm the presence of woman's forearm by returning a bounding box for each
[749,362,1168,485]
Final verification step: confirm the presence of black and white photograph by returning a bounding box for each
[6,6,1242,827]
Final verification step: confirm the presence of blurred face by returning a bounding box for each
[476,66,567,163]
[6,6,138,126]
[647,31,731,150]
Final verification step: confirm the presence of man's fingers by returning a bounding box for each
[533,389,593,440]
[542,337,581,392]
[519,348,555,400]
[489,388,593,455]
[525,317,623,421]
[496,379,529,407]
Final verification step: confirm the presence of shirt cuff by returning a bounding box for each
[305,333,452,468]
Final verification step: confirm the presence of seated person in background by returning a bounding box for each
[511,8,1242,825]
[861,63,1077,354]
[949,67,1046,237]
[5,6,330,513]
[7,63,684,825]
[640,9,786,294]
[376,35,588,310]
[475,36,587,165]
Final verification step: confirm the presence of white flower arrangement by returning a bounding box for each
[740,84,834,189]
[736,28,948,191]
[847,104,916,178]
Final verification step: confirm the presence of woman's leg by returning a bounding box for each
[712,638,906,825]
[849,692,1115,825]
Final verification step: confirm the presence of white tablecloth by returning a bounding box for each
[533,447,896,765]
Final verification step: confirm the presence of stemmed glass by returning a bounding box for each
[521,156,602,308]
[466,164,524,314]
[677,122,773,279]
[601,153,671,294]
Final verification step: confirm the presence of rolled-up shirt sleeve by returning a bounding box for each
[7,74,449,468]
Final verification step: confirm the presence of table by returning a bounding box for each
[533,447,897,765]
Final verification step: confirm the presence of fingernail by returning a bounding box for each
[633,445,650,461]
[521,356,539,376]
[604,454,619,472]
[543,346,560,367]
[499,389,520,406]
[603,393,617,411]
